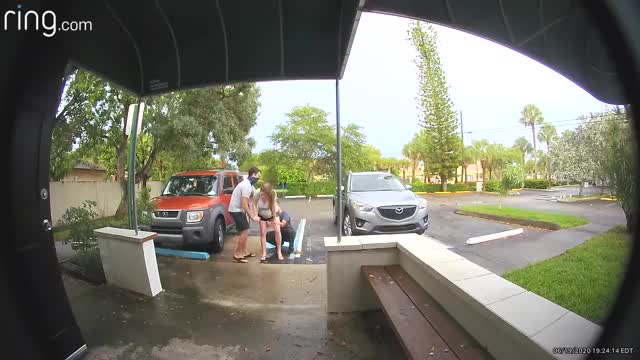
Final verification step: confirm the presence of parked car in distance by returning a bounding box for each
[148,169,240,252]
[333,171,429,236]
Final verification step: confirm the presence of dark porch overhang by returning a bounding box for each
[63,0,360,97]
[62,0,626,104]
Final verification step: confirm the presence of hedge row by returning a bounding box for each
[410,183,472,193]
[273,182,336,197]
[522,179,580,189]
[271,181,475,197]
[523,179,550,189]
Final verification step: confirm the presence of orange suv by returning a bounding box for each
[149,169,241,252]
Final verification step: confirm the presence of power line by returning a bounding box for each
[465,116,627,135]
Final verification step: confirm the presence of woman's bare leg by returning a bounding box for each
[259,220,268,259]
[273,222,283,260]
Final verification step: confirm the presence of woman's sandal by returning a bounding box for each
[277,254,285,261]
[260,256,267,262]
[243,253,256,258]
[233,255,248,263]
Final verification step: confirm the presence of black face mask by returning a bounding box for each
[249,176,259,186]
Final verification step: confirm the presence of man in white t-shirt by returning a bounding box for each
[230,167,261,263]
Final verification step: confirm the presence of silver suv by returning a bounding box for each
[333,172,429,236]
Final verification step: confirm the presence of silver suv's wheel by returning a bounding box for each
[342,212,353,236]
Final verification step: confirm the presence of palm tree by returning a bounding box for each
[398,159,411,183]
[519,104,545,152]
[469,139,489,180]
[513,136,533,165]
[462,146,475,182]
[402,136,421,182]
[537,122,558,152]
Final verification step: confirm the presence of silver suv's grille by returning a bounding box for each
[377,205,416,220]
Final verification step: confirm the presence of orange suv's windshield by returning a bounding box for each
[162,175,217,196]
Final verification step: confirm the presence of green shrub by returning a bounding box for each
[524,179,549,189]
[502,165,526,192]
[448,183,471,192]
[410,183,441,192]
[137,187,156,226]
[58,200,99,252]
[282,182,336,197]
[484,179,501,192]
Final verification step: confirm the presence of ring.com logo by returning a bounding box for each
[3,4,92,38]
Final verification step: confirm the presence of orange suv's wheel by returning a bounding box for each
[211,217,224,253]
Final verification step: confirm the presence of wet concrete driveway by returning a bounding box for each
[66,254,403,359]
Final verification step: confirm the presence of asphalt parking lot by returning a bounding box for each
[215,186,625,273]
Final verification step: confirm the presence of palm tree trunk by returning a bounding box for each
[411,158,416,181]
[531,125,537,152]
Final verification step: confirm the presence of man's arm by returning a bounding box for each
[242,196,259,221]
[241,186,259,221]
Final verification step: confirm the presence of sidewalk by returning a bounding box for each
[56,241,76,262]
[64,233,403,359]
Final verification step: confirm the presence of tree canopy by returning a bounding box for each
[408,21,461,190]
[519,104,545,152]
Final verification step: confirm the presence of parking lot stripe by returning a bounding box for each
[290,218,306,259]
[466,228,524,245]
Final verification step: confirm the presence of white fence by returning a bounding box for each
[50,181,164,225]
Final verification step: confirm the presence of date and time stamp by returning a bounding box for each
[553,347,634,355]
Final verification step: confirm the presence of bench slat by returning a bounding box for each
[385,265,491,360]
[362,266,458,360]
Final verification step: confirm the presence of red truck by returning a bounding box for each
[149,169,241,252]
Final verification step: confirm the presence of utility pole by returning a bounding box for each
[460,111,464,183]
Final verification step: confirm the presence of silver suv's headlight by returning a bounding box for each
[419,199,428,209]
[351,200,373,212]
[186,210,204,223]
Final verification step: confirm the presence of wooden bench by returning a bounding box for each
[362,265,492,360]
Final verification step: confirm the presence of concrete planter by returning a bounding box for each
[94,227,163,297]
[324,234,600,360]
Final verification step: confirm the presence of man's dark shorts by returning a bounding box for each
[230,212,249,232]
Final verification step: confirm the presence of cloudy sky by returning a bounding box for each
[250,12,611,158]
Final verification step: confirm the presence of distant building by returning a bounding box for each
[457,161,484,182]
[62,162,108,182]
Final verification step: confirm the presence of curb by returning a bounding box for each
[415,191,474,195]
[282,195,334,199]
[59,261,106,284]
[557,197,616,203]
[155,248,210,260]
[455,209,562,230]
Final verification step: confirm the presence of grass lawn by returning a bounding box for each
[459,205,589,229]
[504,226,630,323]
[53,216,129,241]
